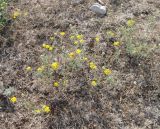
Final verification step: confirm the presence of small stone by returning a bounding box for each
[90,3,107,15]
[71,0,84,5]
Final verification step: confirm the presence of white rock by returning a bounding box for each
[90,3,106,15]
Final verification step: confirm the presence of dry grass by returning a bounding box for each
[0,0,160,129]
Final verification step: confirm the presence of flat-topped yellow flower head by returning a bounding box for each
[12,9,20,19]
[51,62,59,70]
[35,109,41,113]
[76,49,82,54]
[53,82,59,87]
[48,46,54,51]
[104,68,112,75]
[70,35,75,40]
[107,31,115,37]
[26,66,32,71]
[127,19,135,27]
[49,36,54,41]
[91,80,97,86]
[10,97,17,103]
[95,36,100,42]
[74,41,78,45]
[68,52,75,59]
[42,105,50,113]
[60,32,66,36]
[76,34,83,40]
[37,66,45,72]
[89,62,97,70]
[113,41,120,47]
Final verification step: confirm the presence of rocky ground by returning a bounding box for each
[0,0,160,129]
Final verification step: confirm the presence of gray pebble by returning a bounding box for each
[71,0,84,5]
[90,3,107,15]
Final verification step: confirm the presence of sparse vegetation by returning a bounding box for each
[0,0,8,29]
[0,0,160,129]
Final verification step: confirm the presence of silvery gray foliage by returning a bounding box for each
[3,87,15,96]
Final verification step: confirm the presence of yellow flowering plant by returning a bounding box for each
[95,36,100,42]
[107,31,115,37]
[70,35,75,40]
[10,96,17,103]
[89,62,97,70]
[127,19,135,27]
[49,36,54,41]
[48,46,54,51]
[104,68,112,75]
[51,62,59,70]
[37,66,45,73]
[12,9,21,19]
[42,105,51,113]
[91,80,97,87]
[68,52,75,59]
[74,41,78,45]
[53,82,59,87]
[113,41,120,47]
[76,34,83,40]
[76,49,82,54]
[26,66,32,71]
[79,39,85,44]
[83,57,88,61]
[34,109,41,114]
[60,32,66,36]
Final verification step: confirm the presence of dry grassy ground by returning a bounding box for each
[0,0,160,129]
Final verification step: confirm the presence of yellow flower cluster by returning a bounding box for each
[95,36,100,42]
[68,49,82,59]
[26,66,32,71]
[42,105,51,113]
[53,82,59,87]
[83,57,88,61]
[70,34,85,45]
[12,9,20,19]
[37,66,45,73]
[70,35,75,40]
[89,62,97,70]
[91,80,97,86]
[74,41,78,45]
[60,32,66,36]
[51,62,59,70]
[79,39,85,43]
[42,43,54,51]
[49,36,54,41]
[76,49,82,54]
[113,41,120,47]
[127,19,135,27]
[76,34,83,40]
[68,52,75,59]
[107,31,115,37]
[35,109,41,113]
[35,105,51,114]
[10,96,17,103]
[103,68,112,75]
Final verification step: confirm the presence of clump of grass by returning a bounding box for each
[0,0,8,29]
[120,19,156,57]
